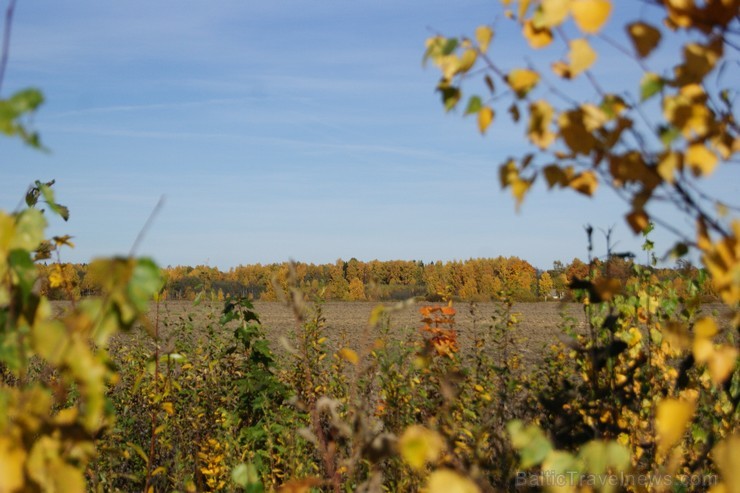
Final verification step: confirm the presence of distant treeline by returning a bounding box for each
[38,256,713,303]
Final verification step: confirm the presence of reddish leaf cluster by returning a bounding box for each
[419,305,459,358]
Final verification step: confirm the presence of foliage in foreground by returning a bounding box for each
[2,0,739,491]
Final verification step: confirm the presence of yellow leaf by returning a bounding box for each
[439,54,463,80]
[499,159,518,189]
[53,235,75,248]
[686,143,718,177]
[527,100,556,149]
[656,398,695,456]
[161,401,174,416]
[426,469,481,493]
[626,209,650,234]
[506,68,540,98]
[518,0,532,20]
[478,106,494,134]
[693,337,714,364]
[423,36,449,65]
[695,316,718,339]
[551,60,570,79]
[664,0,696,28]
[511,177,532,209]
[657,151,682,183]
[713,435,740,493]
[569,170,598,196]
[663,84,711,139]
[458,49,477,72]
[0,436,26,492]
[475,25,493,53]
[32,320,68,365]
[571,0,612,34]
[582,103,608,130]
[627,22,661,58]
[338,347,359,365]
[399,425,445,471]
[540,0,571,27]
[708,346,738,385]
[568,38,597,76]
[0,212,15,255]
[522,20,553,49]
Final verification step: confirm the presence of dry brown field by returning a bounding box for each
[54,299,731,363]
[96,300,589,365]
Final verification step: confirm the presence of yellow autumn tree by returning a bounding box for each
[538,271,554,299]
[348,277,367,301]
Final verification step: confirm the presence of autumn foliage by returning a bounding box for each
[2,0,739,492]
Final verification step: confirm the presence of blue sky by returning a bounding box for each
[0,0,737,270]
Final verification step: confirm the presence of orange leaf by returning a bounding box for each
[522,20,553,49]
[338,347,360,365]
[627,22,661,58]
[506,69,540,98]
[542,165,569,188]
[278,478,323,493]
[626,209,650,234]
[569,170,598,196]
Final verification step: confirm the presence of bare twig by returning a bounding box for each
[0,0,17,94]
[129,195,166,257]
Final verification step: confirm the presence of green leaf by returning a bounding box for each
[8,88,44,113]
[8,249,36,302]
[37,182,70,221]
[232,462,263,492]
[10,208,46,252]
[640,73,664,101]
[507,420,553,469]
[0,88,46,149]
[464,95,483,115]
[541,450,580,478]
[658,125,680,147]
[441,38,459,55]
[692,424,709,444]
[128,258,164,312]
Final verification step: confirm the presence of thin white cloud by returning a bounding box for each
[44,98,257,118]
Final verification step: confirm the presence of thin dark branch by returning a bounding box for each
[0,0,17,94]
[592,165,697,246]
[684,178,740,211]
[674,181,731,237]
[129,195,166,257]
[599,33,650,73]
